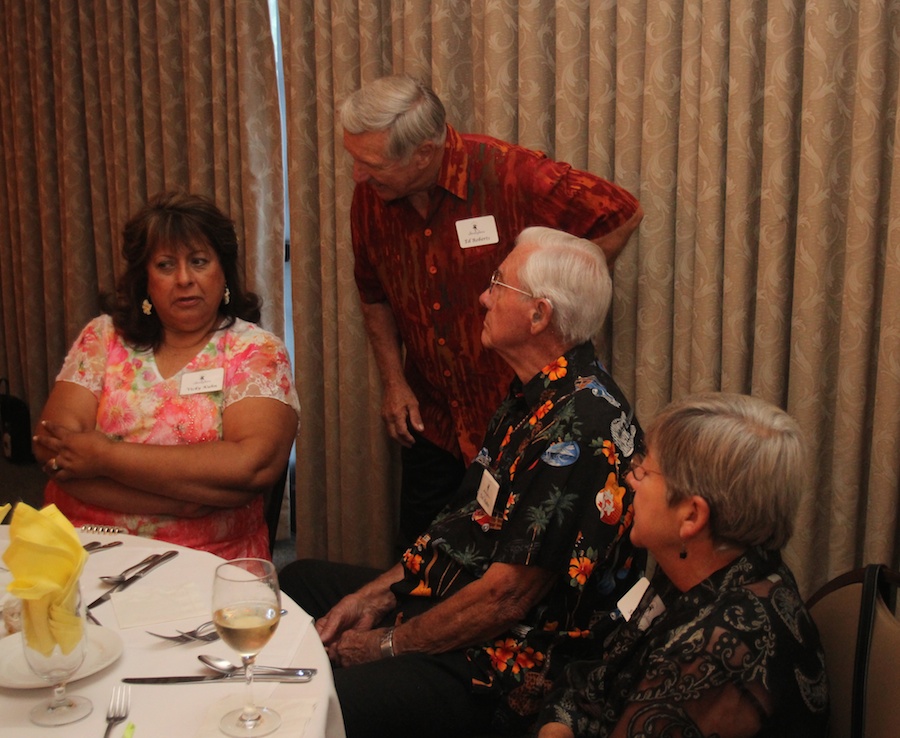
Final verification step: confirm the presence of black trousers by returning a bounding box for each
[397,433,467,555]
[279,559,497,738]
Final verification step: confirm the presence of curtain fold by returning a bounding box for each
[283,0,899,593]
[2,0,896,595]
[0,0,285,432]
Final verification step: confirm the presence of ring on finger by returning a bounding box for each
[49,458,59,471]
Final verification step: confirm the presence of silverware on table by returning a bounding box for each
[87,549,179,609]
[83,540,124,553]
[122,671,315,684]
[103,684,130,738]
[146,608,288,644]
[99,553,161,585]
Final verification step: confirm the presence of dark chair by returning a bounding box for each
[263,465,289,556]
[806,563,900,738]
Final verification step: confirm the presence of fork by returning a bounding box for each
[146,619,218,644]
[103,684,130,738]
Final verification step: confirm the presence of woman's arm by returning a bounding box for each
[36,386,297,509]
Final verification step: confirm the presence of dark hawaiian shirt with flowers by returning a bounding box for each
[390,341,643,729]
[537,547,829,737]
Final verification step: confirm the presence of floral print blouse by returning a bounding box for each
[389,341,643,732]
[537,547,829,737]
[44,315,300,560]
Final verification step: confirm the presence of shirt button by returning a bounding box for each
[433,302,441,310]
[428,266,437,275]
[450,400,459,408]
[481,524,490,533]
[443,369,451,377]
[437,338,446,346]
[424,228,433,236]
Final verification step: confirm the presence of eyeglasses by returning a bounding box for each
[488,270,537,299]
[626,453,661,482]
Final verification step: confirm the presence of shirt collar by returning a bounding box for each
[435,124,469,201]
[513,341,598,408]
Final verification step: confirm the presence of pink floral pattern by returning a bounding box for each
[45,315,300,560]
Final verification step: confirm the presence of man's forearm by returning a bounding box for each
[360,301,407,388]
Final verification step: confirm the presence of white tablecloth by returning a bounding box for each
[0,527,345,738]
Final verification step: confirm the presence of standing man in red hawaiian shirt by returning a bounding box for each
[342,75,643,550]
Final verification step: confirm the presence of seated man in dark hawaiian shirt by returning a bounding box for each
[279,226,643,738]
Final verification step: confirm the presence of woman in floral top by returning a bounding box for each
[535,393,828,738]
[33,192,300,560]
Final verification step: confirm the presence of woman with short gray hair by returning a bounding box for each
[536,392,828,738]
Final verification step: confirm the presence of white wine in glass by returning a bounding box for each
[212,558,282,737]
[21,586,92,726]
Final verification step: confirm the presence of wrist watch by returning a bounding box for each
[380,626,395,658]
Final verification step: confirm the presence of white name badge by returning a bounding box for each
[456,215,499,249]
[179,368,225,395]
[476,467,500,516]
[616,576,650,622]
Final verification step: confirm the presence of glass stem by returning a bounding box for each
[48,683,69,710]
[240,656,260,726]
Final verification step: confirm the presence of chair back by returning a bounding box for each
[807,563,900,738]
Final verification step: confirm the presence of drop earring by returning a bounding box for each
[679,544,688,560]
[223,286,231,305]
[142,298,153,316]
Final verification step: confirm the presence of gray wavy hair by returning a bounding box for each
[515,227,612,345]
[646,392,806,551]
[339,75,447,161]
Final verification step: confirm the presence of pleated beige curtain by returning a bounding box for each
[285,0,899,595]
[0,0,285,425]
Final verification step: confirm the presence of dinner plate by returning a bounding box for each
[0,625,123,689]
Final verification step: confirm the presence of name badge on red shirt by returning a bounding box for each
[456,215,499,248]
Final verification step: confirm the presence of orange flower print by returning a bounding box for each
[486,638,518,672]
[568,555,594,586]
[529,400,554,426]
[501,424,514,448]
[513,647,544,673]
[410,580,432,596]
[601,440,618,466]
[543,357,569,381]
[595,471,626,525]
[566,628,591,638]
[402,551,423,574]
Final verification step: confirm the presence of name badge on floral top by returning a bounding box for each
[456,215,499,248]
[179,368,225,395]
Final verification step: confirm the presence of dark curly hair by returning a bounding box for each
[103,191,261,349]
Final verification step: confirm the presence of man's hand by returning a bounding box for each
[315,592,381,648]
[380,381,424,447]
[330,627,385,667]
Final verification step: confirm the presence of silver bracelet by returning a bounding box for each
[379,626,395,658]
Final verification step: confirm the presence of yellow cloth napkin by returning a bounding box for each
[2,503,88,656]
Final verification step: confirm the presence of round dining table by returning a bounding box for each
[0,526,346,738]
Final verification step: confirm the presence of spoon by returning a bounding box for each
[98,553,160,585]
[198,654,315,678]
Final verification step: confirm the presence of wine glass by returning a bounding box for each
[21,585,92,726]
[212,558,282,737]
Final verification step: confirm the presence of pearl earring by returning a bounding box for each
[142,298,153,316]
[223,286,231,305]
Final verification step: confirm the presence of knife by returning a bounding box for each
[87,549,179,609]
[123,671,316,684]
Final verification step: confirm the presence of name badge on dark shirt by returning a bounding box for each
[456,215,499,248]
